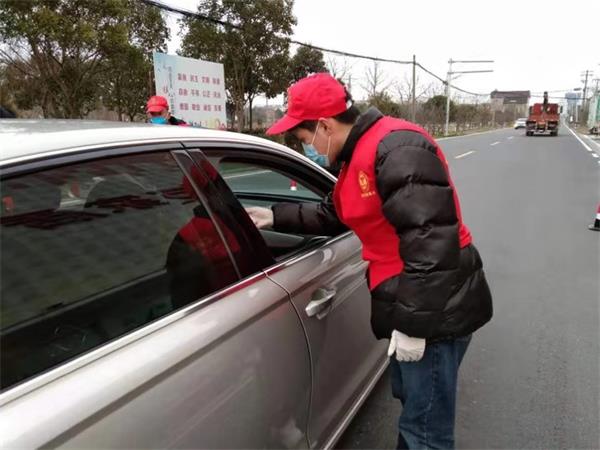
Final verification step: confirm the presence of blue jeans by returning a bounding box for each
[390,335,472,449]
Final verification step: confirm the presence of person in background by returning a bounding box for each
[146,95,187,126]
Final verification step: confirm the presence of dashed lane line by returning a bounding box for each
[490,141,500,146]
[454,150,477,159]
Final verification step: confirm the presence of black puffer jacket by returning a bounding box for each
[273,109,492,341]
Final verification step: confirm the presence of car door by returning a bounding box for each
[0,146,311,449]
[186,144,389,449]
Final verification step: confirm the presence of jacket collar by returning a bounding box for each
[337,107,384,165]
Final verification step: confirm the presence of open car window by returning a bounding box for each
[219,161,322,207]
[187,148,340,262]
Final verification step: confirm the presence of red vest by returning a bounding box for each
[333,117,472,289]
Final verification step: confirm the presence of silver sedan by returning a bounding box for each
[0,120,387,449]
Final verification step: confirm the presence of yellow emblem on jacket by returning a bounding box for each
[358,170,376,198]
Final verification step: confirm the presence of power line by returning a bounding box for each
[141,0,413,64]
[416,62,488,97]
[140,0,490,98]
[140,0,235,28]
[288,41,412,65]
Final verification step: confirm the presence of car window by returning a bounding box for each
[188,150,341,261]
[219,161,322,207]
[0,151,239,390]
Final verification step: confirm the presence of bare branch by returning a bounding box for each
[362,61,392,98]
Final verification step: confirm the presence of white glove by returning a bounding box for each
[245,206,274,229]
[387,330,426,362]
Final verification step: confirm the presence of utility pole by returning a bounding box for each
[572,87,583,123]
[444,59,453,136]
[412,54,417,122]
[444,59,494,136]
[581,69,593,114]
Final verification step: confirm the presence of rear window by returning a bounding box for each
[1,152,239,389]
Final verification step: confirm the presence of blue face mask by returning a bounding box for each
[302,143,328,167]
[150,116,168,125]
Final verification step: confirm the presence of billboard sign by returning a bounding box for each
[153,52,226,128]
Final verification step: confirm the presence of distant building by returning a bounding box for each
[490,90,531,119]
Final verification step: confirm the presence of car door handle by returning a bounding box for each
[305,288,336,318]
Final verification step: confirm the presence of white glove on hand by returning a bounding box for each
[245,206,274,229]
[387,330,426,362]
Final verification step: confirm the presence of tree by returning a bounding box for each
[362,61,391,99]
[423,95,456,134]
[288,46,327,82]
[180,0,296,131]
[395,73,434,105]
[367,92,407,118]
[326,55,352,84]
[0,60,46,115]
[102,46,151,121]
[454,104,478,132]
[0,0,169,119]
[100,2,169,121]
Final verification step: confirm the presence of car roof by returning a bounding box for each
[0,119,292,165]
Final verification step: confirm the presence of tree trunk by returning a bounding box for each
[248,96,254,130]
[235,99,245,132]
[116,77,123,121]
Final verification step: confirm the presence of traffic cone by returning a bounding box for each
[289,180,298,191]
[589,204,600,231]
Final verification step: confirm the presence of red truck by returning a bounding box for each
[526,92,561,136]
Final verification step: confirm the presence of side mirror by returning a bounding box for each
[560,106,563,113]
[528,106,532,115]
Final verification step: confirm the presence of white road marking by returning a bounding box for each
[454,150,477,159]
[507,136,514,140]
[566,127,594,153]
[437,127,510,141]
[490,141,500,146]
[592,154,599,158]
[224,169,271,180]
[582,134,600,152]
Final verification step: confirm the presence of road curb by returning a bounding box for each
[437,128,511,141]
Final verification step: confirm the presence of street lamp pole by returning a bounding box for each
[444,59,453,136]
[444,59,494,136]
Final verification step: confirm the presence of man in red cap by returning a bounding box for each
[146,95,187,126]
[247,73,493,449]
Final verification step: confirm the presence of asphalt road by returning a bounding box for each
[335,127,600,449]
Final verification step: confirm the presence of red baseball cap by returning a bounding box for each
[267,73,348,135]
[146,95,169,113]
